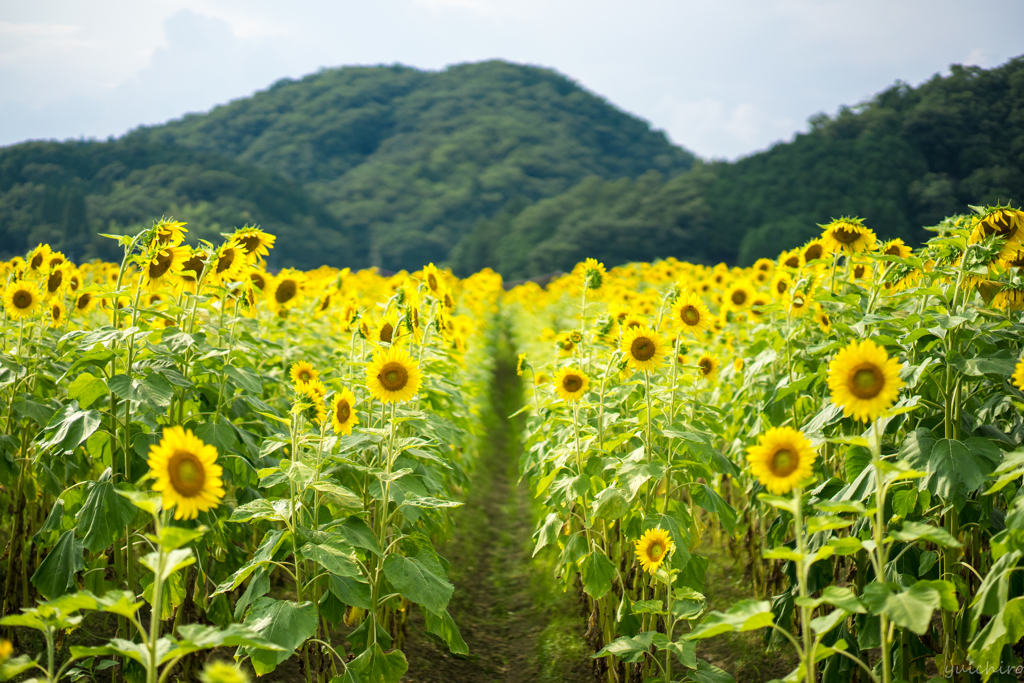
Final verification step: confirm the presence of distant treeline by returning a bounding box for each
[1,58,1022,276]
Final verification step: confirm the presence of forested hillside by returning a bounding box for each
[2,57,1022,274]
[455,58,1024,276]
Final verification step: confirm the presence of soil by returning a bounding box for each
[400,349,591,683]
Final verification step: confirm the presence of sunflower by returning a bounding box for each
[248,268,268,292]
[290,361,319,387]
[724,280,754,310]
[442,288,456,311]
[787,289,813,317]
[296,379,328,424]
[179,248,207,292]
[827,339,905,422]
[517,353,527,376]
[1013,358,1024,392]
[48,300,66,328]
[42,263,70,298]
[267,271,305,312]
[147,426,224,520]
[620,313,646,333]
[621,325,667,372]
[582,258,606,291]
[813,308,832,333]
[331,388,359,435]
[144,245,189,292]
[209,239,247,286]
[366,345,422,403]
[850,261,873,282]
[233,226,276,263]
[749,295,770,318]
[747,427,817,494]
[73,290,97,316]
[970,207,1024,257]
[779,249,802,270]
[753,258,774,273]
[26,244,51,272]
[821,217,876,255]
[801,239,830,266]
[553,366,589,402]
[422,263,444,295]
[4,281,41,320]
[880,238,913,259]
[555,332,576,357]
[374,315,400,346]
[697,353,719,380]
[153,219,188,247]
[771,271,793,299]
[635,528,674,574]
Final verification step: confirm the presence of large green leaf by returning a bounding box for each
[107,373,173,409]
[579,550,617,600]
[591,486,630,521]
[38,401,102,453]
[301,539,360,577]
[686,600,773,640]
[422,607,469,655]
[692,484,737,534]
[382,554,453,616]
[348,643,408,683]
[328,575,373,610]
[31,529,83,599]
[968,597,1024,681]
[167,623,284,661]
[862,580,957,635]
[903,434,996,511]
[75,469,137,553]
[593,631,655,663]
[240,597,319,675]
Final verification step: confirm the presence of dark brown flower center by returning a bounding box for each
[250,272,266,290]
[13,289,33,309]
[182,255,204,282]
[770,448,798,477]
[239,235,262,254]
[850,364,884,399]
[427,273,438,291]
[30,252,45,269]
[379,361,409,392]
[76,293,91,310]
[47,269,63,293]
[731,289,747,306]
[982,212,1015,238]
[804,244,823,261]
[647,542,664,560]
[784,255,800,268]
[51,304,61,322]
[884,245,901,256]
[699,359,713,376]
[776,280,788,295]
[275,279,297,304]
[149,250,174,280]
[562,374,583,393]
[832,226,861,244]
[630,336,656,362]
[336,399,351,422]
[380,323,394,343]
[681,305,700,326]
[216,249,236,275]
[168,450,205,497]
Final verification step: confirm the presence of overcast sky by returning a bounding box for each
[2,0,1023,160]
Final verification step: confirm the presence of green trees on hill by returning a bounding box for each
[1,57,1022,274]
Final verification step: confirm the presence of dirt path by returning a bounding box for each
[401,348,590,683]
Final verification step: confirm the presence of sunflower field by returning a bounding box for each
[3,206,1024,683]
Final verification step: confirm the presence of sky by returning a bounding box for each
[2,0,1023,160]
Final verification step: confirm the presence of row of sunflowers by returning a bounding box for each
[506,206,1024,683]
[0,221,503,683]
[3,204,1024,683]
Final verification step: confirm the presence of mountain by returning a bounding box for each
[1,57,1022,274]
[126,61,696,270]
[461,57,1024,277]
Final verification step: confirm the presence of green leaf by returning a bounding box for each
[240,597,319,675]
[312,482,363,509]
[67,373,108,410]
[75,469,137,553]
[348,644,408,683]
[904,436,994,511]
[795,586,866,614]
[863,580,958,635]
[685,600,773,640]
[691,484,737,534]
[301,540,360,578]
[422,607,468,655]
[968,597,1024,681]
[532,512,562,557]
[382,554,454,616]
[0,655,37,680]
[329,575,372,610]
[888,520,962,548]
[38,402,103,453]
[579,550,617,600]
[195,422,237,455]
[686,659,736,683]
[168,623,284,662]
[31,529,84,599]
[107,373,173,409]
[336,517,383,557]
[591,486,630,521]
[593,631,654,663]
